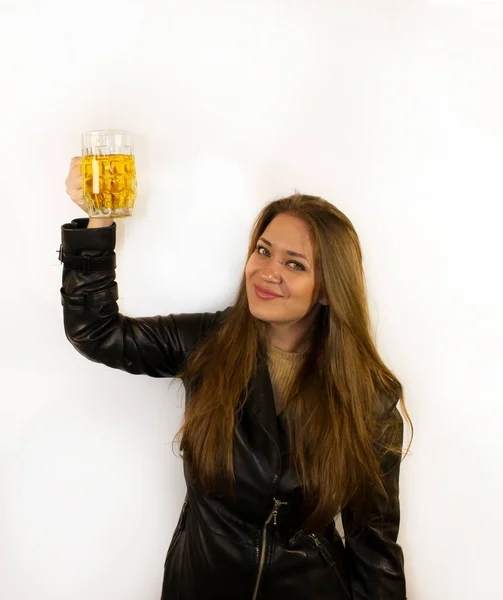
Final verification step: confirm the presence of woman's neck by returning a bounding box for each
[267,303,322,353]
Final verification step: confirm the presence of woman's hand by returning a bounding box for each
[65,156,113,228]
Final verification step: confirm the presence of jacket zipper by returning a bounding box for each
[251,497,288,600]
[308,533,351,599]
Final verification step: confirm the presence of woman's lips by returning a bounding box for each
[255,285,282,300]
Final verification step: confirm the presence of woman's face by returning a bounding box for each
[245,213,326,328]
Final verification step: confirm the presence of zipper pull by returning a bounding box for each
[273,497,288,508]
[272,498,288,526]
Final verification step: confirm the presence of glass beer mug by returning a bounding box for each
[81,129,137,218]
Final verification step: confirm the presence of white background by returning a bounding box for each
[1,1,502,599]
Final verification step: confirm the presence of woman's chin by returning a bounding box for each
[246,295,267,317]
[248,303,279,324]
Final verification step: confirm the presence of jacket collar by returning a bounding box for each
[244,349,282,455]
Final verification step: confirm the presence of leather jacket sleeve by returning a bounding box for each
[59,218,227,378]
[341,406,407,600]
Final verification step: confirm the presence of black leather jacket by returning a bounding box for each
[59,218,407,600]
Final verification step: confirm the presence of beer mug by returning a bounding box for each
[81,129,137,218]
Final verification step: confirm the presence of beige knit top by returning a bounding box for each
[266,344,306,416]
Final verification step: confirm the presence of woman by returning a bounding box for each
[61,157,412,599]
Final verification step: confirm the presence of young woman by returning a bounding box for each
[60,157,412,599]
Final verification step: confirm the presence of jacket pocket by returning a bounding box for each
[307,533,351,599]
[164,499,189,569]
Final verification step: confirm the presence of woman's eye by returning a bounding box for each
[256,245,305,271]
[289,262,305,271]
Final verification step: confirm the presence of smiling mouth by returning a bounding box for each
[255,285,282,299]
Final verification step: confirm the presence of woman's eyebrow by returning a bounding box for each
[259,237,311,264]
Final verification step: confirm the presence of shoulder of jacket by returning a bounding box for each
[373,382,402,422]
[173,305,233,355]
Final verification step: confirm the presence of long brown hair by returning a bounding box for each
[174,193,413,533]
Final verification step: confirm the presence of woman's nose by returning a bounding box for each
[261,269,280,283]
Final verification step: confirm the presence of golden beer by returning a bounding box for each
[82,154,137,218]
[81,130,137,218]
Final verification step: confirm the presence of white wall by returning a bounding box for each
[1,1,502,598]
